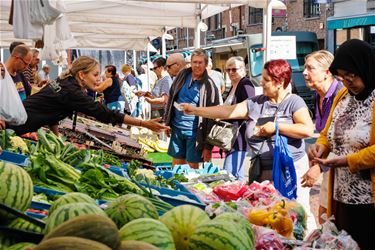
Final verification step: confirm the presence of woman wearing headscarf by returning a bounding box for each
[302,39,375,249]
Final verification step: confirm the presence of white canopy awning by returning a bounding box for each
[0,0,246,50]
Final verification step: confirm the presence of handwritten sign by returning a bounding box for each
[269,36,296,60]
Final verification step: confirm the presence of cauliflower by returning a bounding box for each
[135,168,155,180]
[9,136,29,154]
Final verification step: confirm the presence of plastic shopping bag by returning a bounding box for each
[0,66,28,125]
[272,120,297,199]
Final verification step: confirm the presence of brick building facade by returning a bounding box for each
[167,0,330,51]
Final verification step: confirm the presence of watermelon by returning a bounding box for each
[105,194,158,228]
[0,231,16,249]
[8,218,43,233]
[188,219,252,250]
[44,202,107,234]
[118,240,159,250]
[119,218,175,250]
[0,161,33,222]
[44,214,119,249]
[34,236,111,250]
[49,192,96,215]
[214,212,255,248]
[6,242,36,250]
[159,205,209,250]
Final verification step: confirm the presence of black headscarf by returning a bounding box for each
[329,39,375,100]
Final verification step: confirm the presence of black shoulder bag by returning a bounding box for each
[206,120,246,152]
[248,93,290,184]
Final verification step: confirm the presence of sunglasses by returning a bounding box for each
[226,68,239,73]
[166,62,176,69]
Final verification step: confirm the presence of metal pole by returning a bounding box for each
[265,0,273,63]
[262,7,268,64]
[145,44,151,119]
[124,50,127,64]
[194,3,202,48]
[133,50,136,71]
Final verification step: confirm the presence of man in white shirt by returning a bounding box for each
[38,64,50,82]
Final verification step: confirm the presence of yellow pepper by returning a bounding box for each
[268,211,294,238]
[248,209,272,226]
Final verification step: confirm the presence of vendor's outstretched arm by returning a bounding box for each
[180,100,248,120]
[123,115,169,133]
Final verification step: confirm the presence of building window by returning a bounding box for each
[303,0,320,18]
[248,7,263,25]
[207,17,211,31]
[214,13,222,30]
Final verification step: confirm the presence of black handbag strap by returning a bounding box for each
[253,92,290,156]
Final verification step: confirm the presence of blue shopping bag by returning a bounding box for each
[272,120,297,199]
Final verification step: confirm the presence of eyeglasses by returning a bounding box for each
[226,68,239,73]
[166,62,176,69]
[334,72,356,83]
[16,56,31,66]
[151,65,161,71]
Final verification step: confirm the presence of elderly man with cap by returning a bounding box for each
[38,64,50,82]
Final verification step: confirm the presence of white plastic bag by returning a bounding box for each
[0,65,28,125]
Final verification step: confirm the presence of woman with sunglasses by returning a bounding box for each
[180,59,316,234]
[138,57,172,119]
[220,56,255,181]
[302,39,375,249]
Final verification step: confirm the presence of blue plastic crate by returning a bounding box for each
[155,193,205,210]
[107,166,128,178]
[154,163,173,172]
[33,186,65,196]
[30,201,51,211]
[33,186,108,208]
[26,211,47,219]
[156,162,220,179]
[0,150,30,167]
[140,183,205,209]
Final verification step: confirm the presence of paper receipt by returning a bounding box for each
[174,102,183,111]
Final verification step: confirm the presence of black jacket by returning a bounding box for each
[164,67,220,151]
[226,77,255,152]
[9,76,124,135]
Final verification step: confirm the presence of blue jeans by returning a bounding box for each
[223,150,247,181]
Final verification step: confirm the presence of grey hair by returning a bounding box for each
[191,48,208,64]
[305,50,334,71]
[225,56,246,77]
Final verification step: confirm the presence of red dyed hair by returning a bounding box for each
[263,59,292,89]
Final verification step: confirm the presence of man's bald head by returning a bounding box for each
[166,53,186,77]
[11,45,32,72]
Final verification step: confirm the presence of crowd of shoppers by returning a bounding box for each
[1,39,374,249]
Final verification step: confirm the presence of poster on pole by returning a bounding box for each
[269,36,296,60]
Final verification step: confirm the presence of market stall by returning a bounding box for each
[0,127,360,250]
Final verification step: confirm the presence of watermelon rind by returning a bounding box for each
[119,218,175,250]
[159,205,209,250]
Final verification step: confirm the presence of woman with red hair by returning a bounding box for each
[181,59,316,234]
